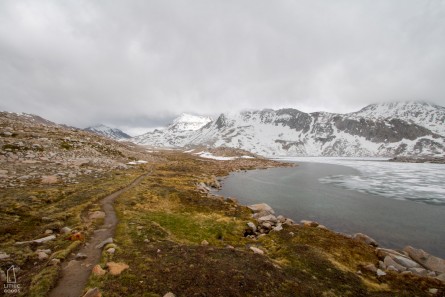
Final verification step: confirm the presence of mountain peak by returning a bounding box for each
[169,113,212,131]
[85,124,130,140]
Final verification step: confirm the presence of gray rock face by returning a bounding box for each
[404,246,445,273]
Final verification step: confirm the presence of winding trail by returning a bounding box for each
[48,173,149,297]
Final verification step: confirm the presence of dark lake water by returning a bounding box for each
[217,162,445,258]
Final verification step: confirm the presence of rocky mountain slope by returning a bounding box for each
[133,102,445,157]
[0,112,155,189]
[85,124,131,140]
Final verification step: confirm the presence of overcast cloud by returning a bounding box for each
[1,0,445,133]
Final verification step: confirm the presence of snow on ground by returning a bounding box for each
[275,157,445,205]
[127,160,148,165]
[195,152,237,160]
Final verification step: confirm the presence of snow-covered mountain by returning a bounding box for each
[132,113,212,146]
[132,102,445,157]
[85,124,131,140]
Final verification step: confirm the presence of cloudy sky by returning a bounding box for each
[1,1,444,134]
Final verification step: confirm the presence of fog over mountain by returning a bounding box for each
[1,1,445,131]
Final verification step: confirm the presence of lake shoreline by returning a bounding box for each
[216,160,445,258]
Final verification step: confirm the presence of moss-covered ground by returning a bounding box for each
[84,151,445,297]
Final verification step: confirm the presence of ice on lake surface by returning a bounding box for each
[275,157,445,206]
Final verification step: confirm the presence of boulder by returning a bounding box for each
[37,251,49,260]
[436,273,445,283]
[89,211,105,220]
[248,203,275,214]
[392,255,421,269]
[383,256,406,272]
[106,262,129,275]
[0,252,10,260]
[41,175,59,184]
[250,247,264,255]
[273,223,283,232]
[258,214,277,224]
[96,237,113,249]
[106,248,115,254]
[363,263,377,273]
[404,246,445,273]
[300,220,319,227]
[408,268,428,277]
[246,222,257,232]
[352,233,378,247]
[376,248,406,260]
[82,287,102,297]
[60,227,72,234]
[376,269,386,277]
[261,222,272,229]
[92,265,106,276]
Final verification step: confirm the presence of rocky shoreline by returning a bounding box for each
[389,156,445,164]
[243,202,445,286]
[197,177,445,286]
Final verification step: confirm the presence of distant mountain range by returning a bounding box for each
[84,124,131,141]
[131,101,445,157]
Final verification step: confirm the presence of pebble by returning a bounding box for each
[201,240,209,246]
[106,248,116,254]
[376,269,386,277]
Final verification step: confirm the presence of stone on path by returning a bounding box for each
[96,237,113,249]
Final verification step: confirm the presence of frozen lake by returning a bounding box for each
[217,158,445,258]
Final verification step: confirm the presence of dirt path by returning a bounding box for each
[48,173,148,297]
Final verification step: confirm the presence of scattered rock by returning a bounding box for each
[75,253,88,260]
[246,222,257,232]
[384,256,406,272]
[163,293,176,297]
[258,214,277,224]
[392,255,421,269]
[136,225,144,230]
[96,237,113,249]
[37,251,49,260]
[248,203,275,214]
[0,252,10,260]
[376,269,386,277]
[250,247,264,255]
[404,246,445,273]
[143,239,150,243]
[376,248,406,259]
[1,270,7,282]
[352,233,378,247]
[201,240,209,246]
[106,262,129,275]
[82,287,102,297]
[300,220,319,227]
[50,259,61,266]
[408,267,428,277]
[92,264,106,276]
[272,223,283,232]
[44,229,53,234]
[363,263,377,273]
[428,288,438,295]
[60,226,72,234]
[41,175,59,184]
[436,273,445,283]
[89,211,106,220]
[106,248,116,254]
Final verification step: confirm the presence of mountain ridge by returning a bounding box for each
[85,124,131,140]
[132,101,445,157]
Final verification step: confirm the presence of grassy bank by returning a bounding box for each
[85,151,444,296]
